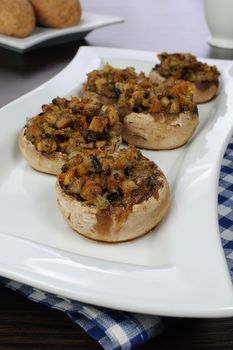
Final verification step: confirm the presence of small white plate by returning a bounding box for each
[0,46,233,317]
[0,12,123,53]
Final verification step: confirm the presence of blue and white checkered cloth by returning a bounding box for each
[0,278,163,350]
[1,136,233,350]
[218,138,233,280]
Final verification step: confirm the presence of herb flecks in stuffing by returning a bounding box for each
[83,64,145,100]
[117,78,197,117]
[58,146,164,211]
[25,97,121,154]
[153,52,220,83]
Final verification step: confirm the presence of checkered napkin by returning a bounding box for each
[1,136,233,350]
[218,138,233,280]
[0,277,163,350]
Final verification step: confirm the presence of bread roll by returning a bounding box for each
[0,0,35,38]
[29,0,82,28]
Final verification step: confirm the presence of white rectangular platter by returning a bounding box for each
[0,46,233,317]
[0,13,123,52]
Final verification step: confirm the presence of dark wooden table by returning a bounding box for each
[0,0,233,349]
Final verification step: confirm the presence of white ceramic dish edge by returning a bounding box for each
[0,12,124,52]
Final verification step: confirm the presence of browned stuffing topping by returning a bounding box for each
[58,146,164,211]
[153,52,220,83]
[82,64,197,118]
[117,77,197,117]
[25,97,121,154]
[82,64,145,100]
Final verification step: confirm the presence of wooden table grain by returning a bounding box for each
[0,0,233,349]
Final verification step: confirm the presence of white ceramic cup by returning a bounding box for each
[204,0,233,49]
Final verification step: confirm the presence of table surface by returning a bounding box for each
[0,0,233,349]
